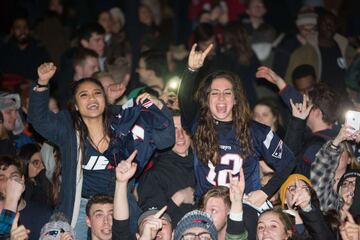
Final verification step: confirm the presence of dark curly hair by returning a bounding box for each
[194,71,252,165]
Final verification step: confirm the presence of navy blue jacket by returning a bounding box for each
[28,86,175,221]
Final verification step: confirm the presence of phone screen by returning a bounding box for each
[346,110,360,133]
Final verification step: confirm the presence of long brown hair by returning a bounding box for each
[224,23,253,66]
[194,71,252,165]
[339,141,360,170]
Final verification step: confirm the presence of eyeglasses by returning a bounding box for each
[287,184,308,194]
[182,232,212,240]
[342,180,356,189]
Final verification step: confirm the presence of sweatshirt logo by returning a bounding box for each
[272,140,283,159]
[219,145,232,151]
[83,156,110,170]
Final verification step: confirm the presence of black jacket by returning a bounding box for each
[137,150,196,225]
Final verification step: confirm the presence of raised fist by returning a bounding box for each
[37,62,57,85]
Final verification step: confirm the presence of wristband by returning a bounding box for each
[330,142,339,150]
[36,81,49,88]
[187,66,198,72]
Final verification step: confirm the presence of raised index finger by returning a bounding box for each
[202,44,213,58]
[11,212,20,230]
[126,150,138,163]
[154,206,167,219]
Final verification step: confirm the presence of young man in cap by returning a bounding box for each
[112,150,172,240]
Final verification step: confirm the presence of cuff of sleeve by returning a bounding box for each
[226,216,246,235]
[168,199,180,212]
[229,212,243,221]
[0,209,16,234]
[278,84,289,95]
[290,116,306,126]
[261,185,273,197]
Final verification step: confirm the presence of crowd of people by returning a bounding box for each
[0,0,360,239]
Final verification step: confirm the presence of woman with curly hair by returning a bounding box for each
[179,43,296,238]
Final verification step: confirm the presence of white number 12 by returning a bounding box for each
[206,153,243,187]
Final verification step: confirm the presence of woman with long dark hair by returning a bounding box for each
[179,44,295,238]
[18,143,54,208]
[28,62,174,238]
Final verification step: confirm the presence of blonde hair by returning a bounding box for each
[199,186,231,210]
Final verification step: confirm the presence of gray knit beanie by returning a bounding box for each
[39,213,75,239]
[174,210,218,240]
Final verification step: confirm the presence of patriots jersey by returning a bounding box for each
[105,98,175,177]
[194,120,295,198]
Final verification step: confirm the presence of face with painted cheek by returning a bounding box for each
[204,197,229,231]
[86,203,113,240]
[74,81,106,120]
[257,211,291,240]
[208,78,235,122]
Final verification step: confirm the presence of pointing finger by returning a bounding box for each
[11,212,20,230]
[126,150,138,163]
[154,206,167,219]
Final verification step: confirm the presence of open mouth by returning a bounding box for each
[87,102,99,110]
[101,228,111,235]
[176,140,185,145]
[216,104,227,114]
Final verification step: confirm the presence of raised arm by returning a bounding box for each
[178,43,213,130]
[112,150,137,240]
[284,96,313,156]
[226,169,248,240]
[256,66,303,109]
[0,177,25,236]
[290,180,336,240]
[310,125,355,211]
[248,123,296,207]
[28,63,70,145]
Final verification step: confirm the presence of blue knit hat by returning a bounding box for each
[174,210,217,240]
